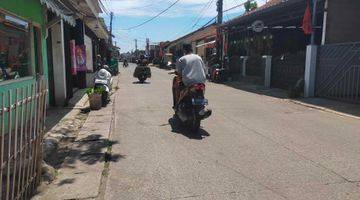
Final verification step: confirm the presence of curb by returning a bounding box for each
[97,74,120,200]
[288,99,360,120]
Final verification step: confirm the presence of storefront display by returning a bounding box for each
[0,12,31,82]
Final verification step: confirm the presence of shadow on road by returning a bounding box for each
[223,81,288,99]
[132,81,151,84]
[168,116,210,140]
[46,134,124,169]
[222,81,360,118]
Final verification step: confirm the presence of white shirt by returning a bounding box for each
[176,54,206,86]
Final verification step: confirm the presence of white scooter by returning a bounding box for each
[94,65,113,106]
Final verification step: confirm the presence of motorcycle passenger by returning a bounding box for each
[173,44,207,108]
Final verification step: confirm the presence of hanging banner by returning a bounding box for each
[75,45,87,72]
[70,40,77,75]
[302,0,312,35]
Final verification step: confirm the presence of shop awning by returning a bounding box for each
[40,0,76,26]
[196,40,216,48]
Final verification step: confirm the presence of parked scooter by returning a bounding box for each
[173,75,212,132]
[94,65,113,106]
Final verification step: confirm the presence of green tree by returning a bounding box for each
[244,0,258,12]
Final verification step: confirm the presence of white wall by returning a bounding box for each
[51,20,67,106]
[85,35,94,87]
[85,35,93,72]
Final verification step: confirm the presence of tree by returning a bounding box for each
[244,0,258,12]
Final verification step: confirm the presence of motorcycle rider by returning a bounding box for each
[123,58,128,67]
[173,44,207,109]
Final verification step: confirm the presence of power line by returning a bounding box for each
[223,0,253,12]
[201,16,216,28]
[171,0,215,39]
[121,0,181,30]
[190,0,216,29]
[106,0,170,11]
[170,0,248,41]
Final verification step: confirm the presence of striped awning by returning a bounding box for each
[40,0,76,26]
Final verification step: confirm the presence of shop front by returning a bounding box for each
[223,0,325,89]
[0,0,48,93]
[0,0,48,198]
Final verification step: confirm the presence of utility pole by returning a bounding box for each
[217,0,223,25]
[216,0,223,66]
[109,12,114,45]
[135,39,138,57]
[311,0,318,45]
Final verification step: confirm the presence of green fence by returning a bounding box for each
[0,77,47,200]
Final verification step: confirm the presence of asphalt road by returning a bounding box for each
[105,63,360,200]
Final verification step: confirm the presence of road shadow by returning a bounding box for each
[132,81,151,84]
[293,98,360,118]
[223,81,288,99]
[46,134,124,169]
[168,116,210,140]
[222,81,360,118]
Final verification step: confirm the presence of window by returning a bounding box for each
[0,12,31,82]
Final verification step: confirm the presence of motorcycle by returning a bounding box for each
[173,75,212,132]
[133,65,151,83]
[94,65,113,106]
[133,59,151,83]
[123,61,129,68]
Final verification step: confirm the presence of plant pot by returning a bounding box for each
[89,93,102,110]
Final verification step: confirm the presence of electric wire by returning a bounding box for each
[121,0,182,30]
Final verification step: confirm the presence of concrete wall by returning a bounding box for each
[325,0,360,44]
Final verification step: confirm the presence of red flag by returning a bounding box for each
[302,0,312,35]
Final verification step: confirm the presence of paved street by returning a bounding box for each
[105,63,360,200]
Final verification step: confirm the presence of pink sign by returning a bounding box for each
[75,45,87,72]
[70,40,77,75]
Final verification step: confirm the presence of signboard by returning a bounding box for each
[75,45,87,72]
[70,40,77,75]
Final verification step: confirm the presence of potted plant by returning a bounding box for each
[86,88,103,110]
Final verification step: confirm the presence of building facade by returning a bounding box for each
[0,0,48,96]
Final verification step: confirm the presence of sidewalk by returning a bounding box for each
[33,77,119,200]
[224,81,360,119]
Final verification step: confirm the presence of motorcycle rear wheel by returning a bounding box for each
[139,78,146,83]
[189,119,201,132]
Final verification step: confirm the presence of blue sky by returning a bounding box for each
[100,0,266,52]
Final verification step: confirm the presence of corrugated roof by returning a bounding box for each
[222,0,298,27]
[168,24,217,47]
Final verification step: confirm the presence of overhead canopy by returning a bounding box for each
[196,40,216,48]
[84,17,109,40]
[40,0,76,26]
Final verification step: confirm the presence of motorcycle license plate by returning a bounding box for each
[192,98,208,106]
[95,80,107,84]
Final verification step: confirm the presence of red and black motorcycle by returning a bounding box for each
[173,76,212,132]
